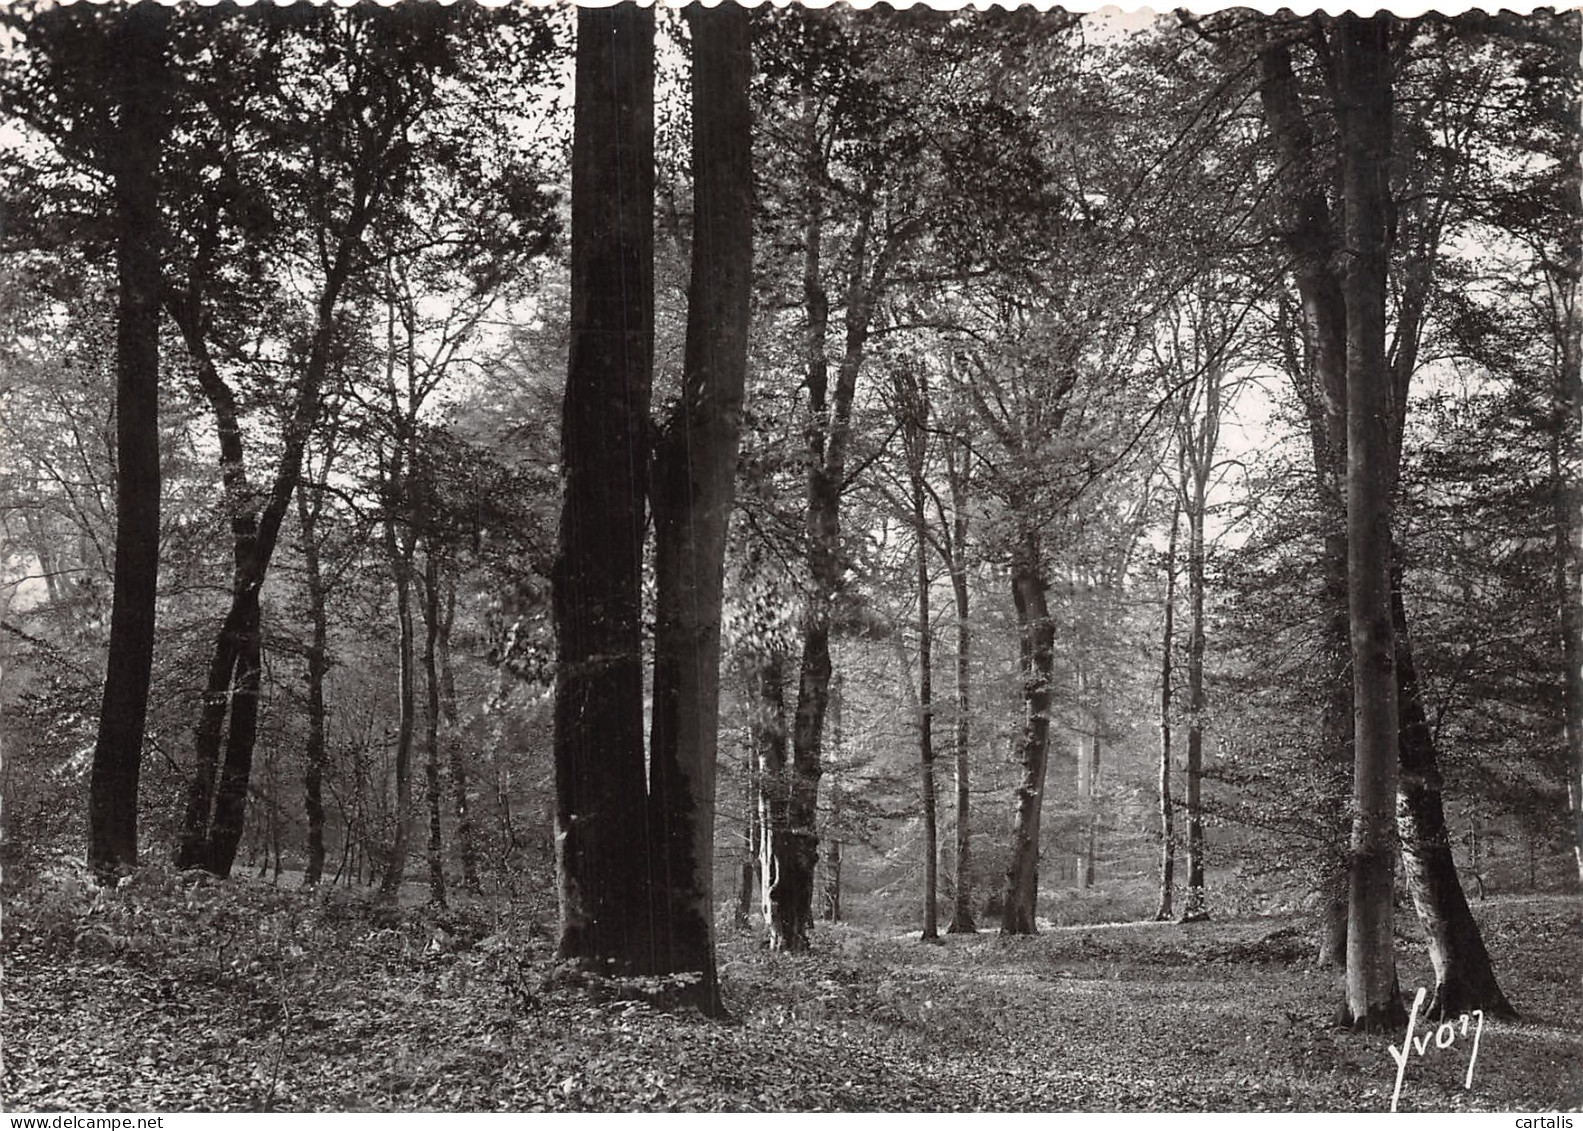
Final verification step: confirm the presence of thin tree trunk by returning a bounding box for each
[436,577,479,892]
[379,509,417,902]
[1337,12,1406,1032]
[754,653,790,930]
[1075,693,1091,890]
[824,679,842,923]
[87,6,170,883]
[1156,501,1179,920]
[553,1,656,975]
[914,477,939,940]
[1182,466,1209,921]
[945,441,975,935]
[644,0,751,1016]
[422,548,447,908]
[1551,233,1583,884]
[298,481,329,887]
[776,81,890,950]
[1002,533,1054,935]
[1085,725,1101,890]
[735,729,760,930]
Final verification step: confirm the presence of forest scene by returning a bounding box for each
[1,0,1580,1114]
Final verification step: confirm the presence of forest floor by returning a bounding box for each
[4,861,1580,1113]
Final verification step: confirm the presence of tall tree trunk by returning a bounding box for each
[823,679,842,924]
[422,548,447,908]
[754,653,790,930]
[87,5,170,883]
[1393,562,1516,1018]
[553,0,656,975]
[298,480,330,887]
[174,279,361,877]
[1258,37,1353,967]
[1551,214,1583,884]
[643,0,751,1017]
[914,475,939,940]
[735,730,760,930]
[947,556,975,934]
[775,83,889,951]
[1337,12,1406,1032]
[1085,726,1101,890]
[1002,533,1054,935]
[208,610,263,876]
[1156,501,1179,920]
[1075,689,1091,890]
[379,512,417,902]
[945,441,975,934]
[436,578,479,892]
[1182,466,1210,921]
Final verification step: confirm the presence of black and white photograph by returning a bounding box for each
[0,0,1579,1114]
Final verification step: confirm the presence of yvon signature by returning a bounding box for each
[1388,986,1485,1112]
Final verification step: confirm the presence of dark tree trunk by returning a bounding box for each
[1156,502,1179,920]
[422,549,447,909]
[1392,562,1516,1019]
[1002,534,1054,936]
[898,380,940,941]
[298,481,329,887]
[1084,727,1101,889]
[1550,187,1583,882]
[735,731,760,930]
[1336,12,1406,1033]
[643,0,751,1017]
[207,605,263,877]
[774,83,890,950]
[436,578,479,892]
[379,511,417,902]
[552,1,656,975]
[174,272,360,878]
[1258,35,1354,967]
[87,5,170,883]
[824,693,842,925]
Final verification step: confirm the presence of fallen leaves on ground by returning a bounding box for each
[4,864,1579,1112]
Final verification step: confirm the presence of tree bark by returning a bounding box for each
[174,239,364,877]
[1258,35,1354,966]
[297,477,330,887]
[379,504,417,902]
[735,730,760,930]
[918,506,938,938]
[436,577,479,892]
[1183,491,1208,921]
[422,547,447,908]
[1084,726,1101,890]
[553,1,656,975]
[897,372,940,941]
[87,5,170,883]
[1181,390,1215,923]
[1156,500,1179,920]
[1336,12,1406,1033]
[753,653,791,934]
[1392,561,1516,1019]
[824,680,843,924]
[643,0,751,1017]
[1002,533,1054,935]
[946,447,975,934]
